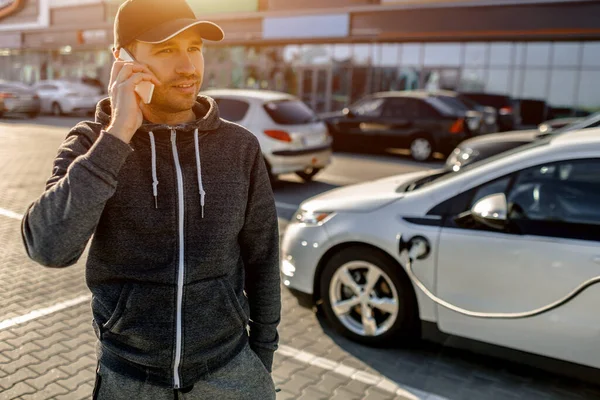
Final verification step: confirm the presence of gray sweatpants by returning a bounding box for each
[92,344,276,400]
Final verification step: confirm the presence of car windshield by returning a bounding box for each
[398,136,553,192]
[263,99,318,125]
[553,111,600,134]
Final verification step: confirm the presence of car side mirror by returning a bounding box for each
[471,193,508,230]
[342,108,355,118]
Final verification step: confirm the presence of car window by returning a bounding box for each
[382,98,418,119]
[264,99,316,125]
[351,98,385,117]
[436,95,469,111]
[417,101,441,118]
[36,84,57,91]
[214,98,250,122]
[507,159,600,225]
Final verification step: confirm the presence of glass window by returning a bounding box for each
[353,44,372,65]
[283,45,302,64]
[489,43,513,67]
[333,44,352,63]
[377,44,400,66]
[423,43,461,67]
[508,160,600,224]
[582,42,600,67]
[401,44,422,66]
[214,98,250,122]
[552,43,581,68]
[486,69,510,94]
[459,68,486,91]
[511,68,525,98]
[522,69,549,99]
[525,43,551,67]
[382,98,431,119]
[464,43,488,67]
[577,71,600,110]
[332,67,352,110]
[548,70,577,108]
[263,100,316,125]
[301,45,332,65]
[515,43,527,67]
[351,97,385,117]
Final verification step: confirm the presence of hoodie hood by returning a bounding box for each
[95,95,222,137]
[95,95,222,214]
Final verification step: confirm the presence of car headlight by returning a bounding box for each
[293,210,335,226]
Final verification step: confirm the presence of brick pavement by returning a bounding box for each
[2,118,600,400]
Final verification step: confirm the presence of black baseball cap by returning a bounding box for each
[114,0,224,49]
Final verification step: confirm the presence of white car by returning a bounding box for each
[282,129,600,370]
[32,80,103,116]
[202,89,332,182]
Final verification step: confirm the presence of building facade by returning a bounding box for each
[1,0,599,113]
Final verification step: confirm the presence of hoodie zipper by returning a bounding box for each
[170,129,185,389]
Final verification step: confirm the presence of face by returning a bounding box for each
[126,29,205,114]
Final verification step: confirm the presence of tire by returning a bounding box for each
[51,102,63,117]
[409,136,433,161]
[296,167,322,182]
[319,246,419,346]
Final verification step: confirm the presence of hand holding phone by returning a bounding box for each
[118,48,155,104]
[106,49,160,143]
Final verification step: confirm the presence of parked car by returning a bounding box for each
[518,98,550,127]
[201,89,332,182]
[32,80,103,116]
[281,128,600,372]
[538,117,583,134]
[321,91,483,162]
[459,92,520,131]
[0,81,40,118]
[446,111,600,170]
[426,90,498,135]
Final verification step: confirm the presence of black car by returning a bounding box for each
[446,111,600,170]
[459,92,520,131]
[321,91,483,161]
[426,90,498,135]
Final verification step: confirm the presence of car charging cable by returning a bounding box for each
[400,235,600,319]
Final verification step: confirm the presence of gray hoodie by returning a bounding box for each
[21,96,281,389]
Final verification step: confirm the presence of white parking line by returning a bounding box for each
[0,207,23,221]
[278,344,435,400]
[275,202,299,211]
[0,294,91,331]
[0,294,437,399]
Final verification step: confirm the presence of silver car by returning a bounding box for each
[0,81,41,118]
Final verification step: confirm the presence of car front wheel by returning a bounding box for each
[319,246,418,346]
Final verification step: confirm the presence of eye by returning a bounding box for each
[189,46,202,52]
[159,49,173,54]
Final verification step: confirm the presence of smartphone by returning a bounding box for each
[118,48,155,104]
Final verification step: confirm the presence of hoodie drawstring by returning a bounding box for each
[194,128,206,218]
[149,131,159,208]
[148,129,205,217]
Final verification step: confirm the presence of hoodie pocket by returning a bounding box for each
[102,283,133,332]
[183,276,248,357]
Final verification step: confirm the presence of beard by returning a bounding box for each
[146,74,203,114]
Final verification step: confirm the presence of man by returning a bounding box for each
[21,0,281,398]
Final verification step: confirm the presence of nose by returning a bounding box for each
[174,53,196,75]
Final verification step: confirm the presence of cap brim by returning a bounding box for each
[136,18,224,43]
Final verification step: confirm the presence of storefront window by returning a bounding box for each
[401,43,421,66]
[489,43,513,67]
[423,43,461,67]
[515,43,527,67]
[464,43,487,67]
[526,43,551,67]
[522,69,549,99]
[552,43,581,67]
[486,69,511,93]
[376,44,400,66]
[459,68,486,91]
[333,44,352,64]
[548,70,577,107]
[331,67,351,110]
[582,42,600,67]
[353,44,371,65]
[577,70,600,110]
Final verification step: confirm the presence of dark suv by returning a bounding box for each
[321,91,482,161]
[459,92,520,131]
